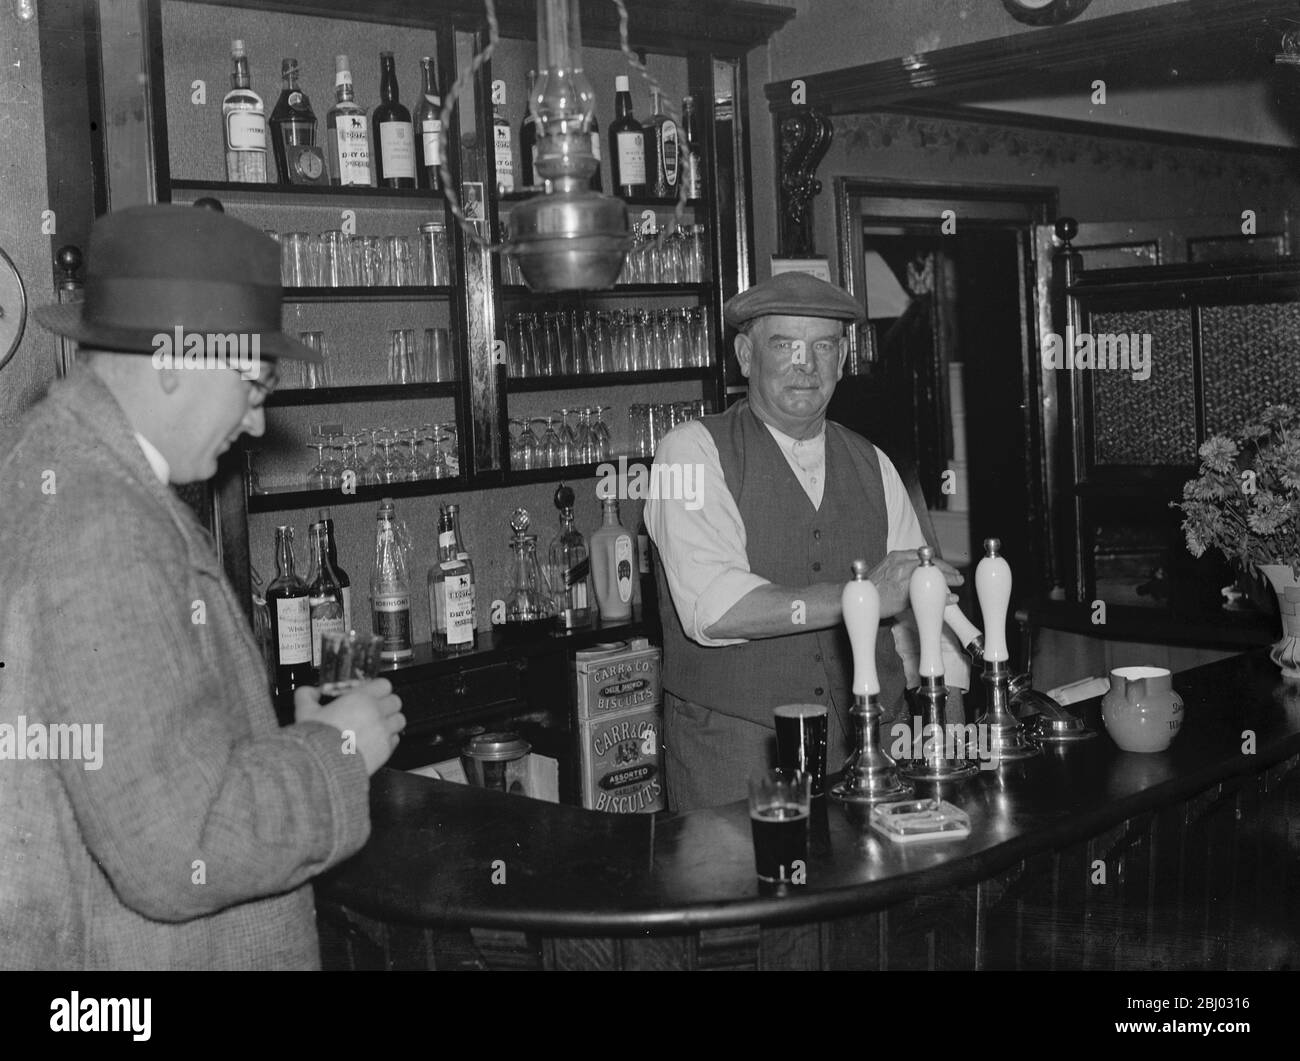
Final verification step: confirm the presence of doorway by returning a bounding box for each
[832,180,1055,666]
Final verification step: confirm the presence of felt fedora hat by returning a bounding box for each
[34,204,322,363]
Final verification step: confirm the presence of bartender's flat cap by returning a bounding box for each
[723,271,865,329]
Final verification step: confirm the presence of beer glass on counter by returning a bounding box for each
[748,767,810,885]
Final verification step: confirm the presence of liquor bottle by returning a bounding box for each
[222,39,267,183]
[306,522,347,668]
[373,51,415,188]
[446,503,477,635]
[428,507,476,653]
[636,514,661,641]
[590,497,634,622]
[682,95,703,200]
[266,526,313,718]
[549,485,591,630]
[492,79,515,194]
[588,112,603,192]
[608,76,647,198]
[648,88,679,199]
[414,54,442,191]
[371,498,413,661]
[326,54,374,186]
[318,507,352,632]
[519,70,539,189]
[269,57,317,184]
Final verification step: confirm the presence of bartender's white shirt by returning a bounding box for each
[644,418,970,689]
[135,432,171,485]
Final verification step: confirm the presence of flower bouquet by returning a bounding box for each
[1173,403,1300,677]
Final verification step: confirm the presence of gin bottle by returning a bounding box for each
[222,40,267,183]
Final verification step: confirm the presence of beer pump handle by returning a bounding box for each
[975,538,1011,663]
[843,559,880,696]
[909,547,946,680]
[944,604,984,656]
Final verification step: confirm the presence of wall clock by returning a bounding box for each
[0,247,27,373]
[1002,0,1093,26]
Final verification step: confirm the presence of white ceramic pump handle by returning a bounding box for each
[909,546,947,680]
[842,559,880,696]
[943,603,982,651]
[975,537,1012,663]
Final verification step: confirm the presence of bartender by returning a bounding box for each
[645,271,969,812]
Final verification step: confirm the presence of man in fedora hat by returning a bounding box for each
[0,204,404,969]
[644,271,969,811]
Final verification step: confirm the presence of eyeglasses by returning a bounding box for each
[247,366,279,408]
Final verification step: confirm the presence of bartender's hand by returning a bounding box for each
[295,679,406,775]
[869,550,964,617]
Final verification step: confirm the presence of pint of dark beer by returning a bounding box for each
[774,703,829,797]
[747,767,810,884]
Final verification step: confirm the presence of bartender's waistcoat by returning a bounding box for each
[655,399,907,731]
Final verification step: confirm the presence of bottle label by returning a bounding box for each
[226,111,267,152]
[615,535,634,603]
[573,580,588,610]
[373,594,412,657]
[443,574,475,644]
[421,117,442,166]
[379,121,416,179]
[334,115,371,185]
[310,611,346,667]
[658,119,679,187]
[438,530,455,552]
[341,584,353,632]
[495,124,514,191]
[336,69,353,90]
[590,132,601,162]
[275,596,312,665]
[616,131,645,186]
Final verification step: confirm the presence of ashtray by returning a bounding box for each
[869,798,971,844]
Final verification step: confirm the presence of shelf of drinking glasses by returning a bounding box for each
[281,285,456,302]
[246,476,468,513]
[499,456,649,487]
[499,283,710,300]
[266,383,459,408]
[504,367,712,392]
[169,179,447,205]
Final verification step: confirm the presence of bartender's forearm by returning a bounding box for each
[703,583,846,641]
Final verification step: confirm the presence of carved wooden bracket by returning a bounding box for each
[777,106,833,258]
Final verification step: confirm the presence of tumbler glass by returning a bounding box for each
[423,327,454,382]
[318,632,384,702]
[748,767,810,885]
[282,232,317,287]
[319,230,353,287]
[359,236,386,287]
[385,235,415,287]
[298,332,331,388]
[388,329,416,384]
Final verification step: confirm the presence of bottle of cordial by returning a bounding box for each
[590,496,635,622]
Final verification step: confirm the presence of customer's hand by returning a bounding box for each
[869,550,964,617]
[295,679,406,775]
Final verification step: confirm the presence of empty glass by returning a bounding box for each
[419,220,451,286]
[282,232,317,287]
[358,236,385,287]
[319,230,353,287]
[385,235,416,287]
[421,327,453,382]
[538,416,563,468]
[388,329,416,384]
[298,332,331,388]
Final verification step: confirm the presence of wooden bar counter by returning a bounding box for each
[316,650,1300,970]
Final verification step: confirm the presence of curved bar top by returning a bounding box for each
[318,650,1300,935]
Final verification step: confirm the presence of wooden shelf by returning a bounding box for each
[505,368,711,392]
[267,383,459,407]
[247,477,466,513]
[282,285,455,302]
[169,179,446,206]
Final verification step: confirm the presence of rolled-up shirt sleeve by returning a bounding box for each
[878,447,972,690]
[644,421,769,647]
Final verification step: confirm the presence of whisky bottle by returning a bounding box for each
[415,54,442,191]
[549,485,591,630]
[519,70,538,189]
[222,39,267,183]
[682,95,703,200]
[317,507,352,631]
[269,57,316,184]
[608,76,646,197]
[492,79,515,194]
[306,522,347,667]
[374,51,416,188]
[428,507,476,653]
[325,54,373,186]
[266,526,313,717]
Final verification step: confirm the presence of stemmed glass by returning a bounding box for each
[509,313,532,378]
[592,406,611,461]
[628,404,649,457]
[539,416,563,468]
[379,436,402,484]
[556,408,576,466]
[589,313,611,374]
[362,428,387,486]
[306,436,329,490]
[321,430,345,488]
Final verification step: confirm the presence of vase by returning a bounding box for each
[1259,565,1300,680]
